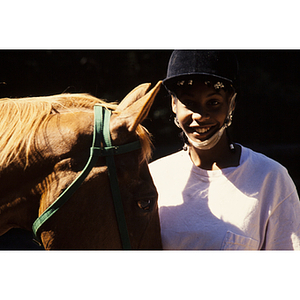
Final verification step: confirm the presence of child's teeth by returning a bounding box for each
[196,127,210,133]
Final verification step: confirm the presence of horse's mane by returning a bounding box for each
[0,93,152,169]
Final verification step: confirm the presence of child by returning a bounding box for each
[150,50,300,250]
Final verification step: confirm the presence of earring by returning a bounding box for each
[224,112,233,128]
[174,117,181,128]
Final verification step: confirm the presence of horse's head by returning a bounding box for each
[37,82,162,249]
[0,81,162,250]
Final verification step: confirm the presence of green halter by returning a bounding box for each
[32,104,141,249]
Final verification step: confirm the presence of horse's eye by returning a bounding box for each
[137,199,151,210]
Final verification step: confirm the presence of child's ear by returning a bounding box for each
[171,95,177,114]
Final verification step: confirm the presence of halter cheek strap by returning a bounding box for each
[32,105,141,249]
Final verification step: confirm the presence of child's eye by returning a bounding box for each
[208,100,220,106]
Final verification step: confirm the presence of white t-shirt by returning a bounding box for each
[149,146,300,250]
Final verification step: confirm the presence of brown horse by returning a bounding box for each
[0,81,162,250]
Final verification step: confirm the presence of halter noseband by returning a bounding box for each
[32,104,141,249]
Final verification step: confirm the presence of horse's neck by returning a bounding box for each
[0,166,43,235]
[0,110,95,236]
[35,111,94,159]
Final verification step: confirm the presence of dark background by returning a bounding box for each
[0,50,299,249]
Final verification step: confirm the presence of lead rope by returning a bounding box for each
[32,105,133,249]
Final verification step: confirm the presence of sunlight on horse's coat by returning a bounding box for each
[0,81,162,249]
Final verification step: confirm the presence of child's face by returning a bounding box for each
[172,81,233,145]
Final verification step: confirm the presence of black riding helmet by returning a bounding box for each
[163,50,239,93]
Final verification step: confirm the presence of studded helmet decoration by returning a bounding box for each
[163,50,239,93]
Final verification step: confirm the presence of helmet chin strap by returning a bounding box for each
[175,93,237,151]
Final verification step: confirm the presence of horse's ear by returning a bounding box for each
[116,83,152,112]
[115,81,162,132]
